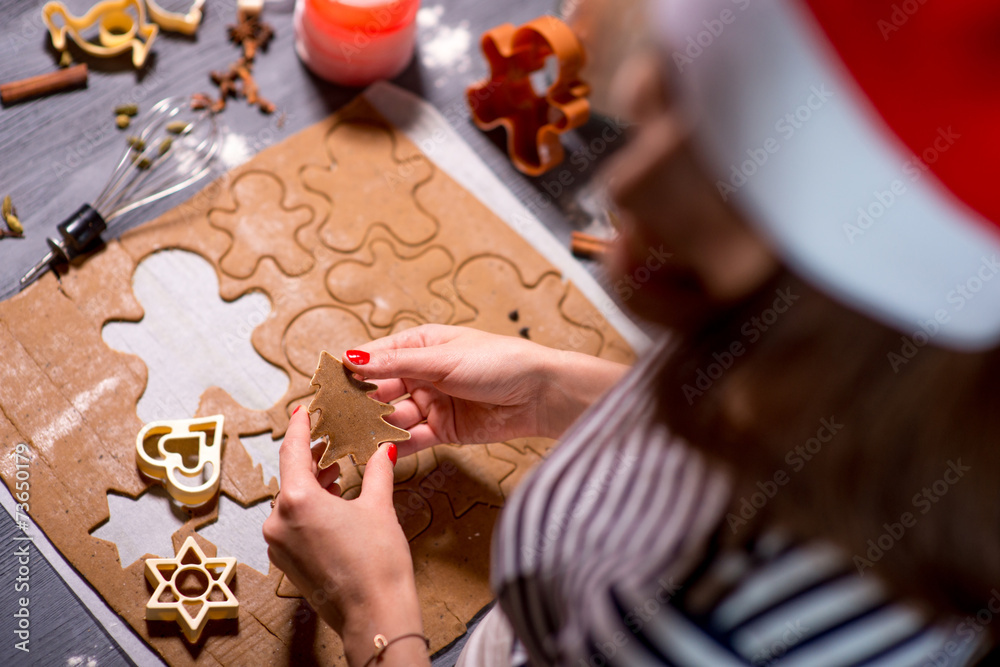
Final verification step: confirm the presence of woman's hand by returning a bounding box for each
[343,324,630,454]
[263,408,429,667]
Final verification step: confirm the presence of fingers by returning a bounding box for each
[384,398,424,430]
[360,443,397,507]
[317,461,340,489]
[344,345,457,382]
[367,378,408,403]
[342,325,462,380]
[399,423,444,453]
[353,324,458,355]
[278,408,321,495]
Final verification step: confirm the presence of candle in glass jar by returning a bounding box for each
[294,0,420,87]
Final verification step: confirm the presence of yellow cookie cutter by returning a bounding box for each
[42,0,158,69]
[237,0,264,18]
[145,536,238,643]
[136,415,224,506]
[146,0,205,35]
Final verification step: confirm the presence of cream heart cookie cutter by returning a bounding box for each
[136,415,224,506]
[42,0,158,69]
[144,536,238,643]
[146,0,205,35]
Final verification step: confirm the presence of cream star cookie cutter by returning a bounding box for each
[136,415,224,506]
[146,0,205,35]
[144,536,238,643]
[42,0,158,69]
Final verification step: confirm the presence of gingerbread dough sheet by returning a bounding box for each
[0,90,637,666]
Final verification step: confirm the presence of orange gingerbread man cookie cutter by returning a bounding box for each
[467,16,591,177]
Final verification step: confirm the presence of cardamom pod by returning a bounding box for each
[2,196,22,235]
[6,213,22,236]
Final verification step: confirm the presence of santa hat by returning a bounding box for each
[652,0,1000,351]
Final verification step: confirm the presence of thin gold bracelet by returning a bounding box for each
[361,632,430,667]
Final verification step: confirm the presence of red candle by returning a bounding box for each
[294,0,420,87]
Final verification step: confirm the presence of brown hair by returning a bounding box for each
[659,267,1000,619]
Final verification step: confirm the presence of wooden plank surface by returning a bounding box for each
[0,0,627,664]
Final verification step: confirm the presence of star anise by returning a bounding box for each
[228,12,275,61]
[228,20,256,45]
[255,22,274,51]
[207,8,277,115]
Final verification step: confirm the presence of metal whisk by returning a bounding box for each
[21,96,221,287]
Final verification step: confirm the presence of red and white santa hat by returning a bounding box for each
[652,0,1000,351]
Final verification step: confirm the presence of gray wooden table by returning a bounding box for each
[0,0,625,665]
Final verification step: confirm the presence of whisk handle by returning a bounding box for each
[56,204,107,258]
[20,204,109,289]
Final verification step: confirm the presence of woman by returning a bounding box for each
[263,0,1000,664]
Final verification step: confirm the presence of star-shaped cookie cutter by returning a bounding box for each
[466,16,591,176]
[144,536,238,643]
[42,0,158,69]
[136,415,224,506]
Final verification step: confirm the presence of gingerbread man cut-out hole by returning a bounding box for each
[301,121,438,252]
[209,171,315,279]
[326,240,454,328]
[103,250,289,423]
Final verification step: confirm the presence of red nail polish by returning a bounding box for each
[293,405,304,416]
[346,349,370,365]
[387,443,397,466]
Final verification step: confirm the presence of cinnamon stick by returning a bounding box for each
[1,64,88,105]
[571,231,612,260]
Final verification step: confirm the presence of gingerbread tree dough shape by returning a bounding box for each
[308,351,410,469]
